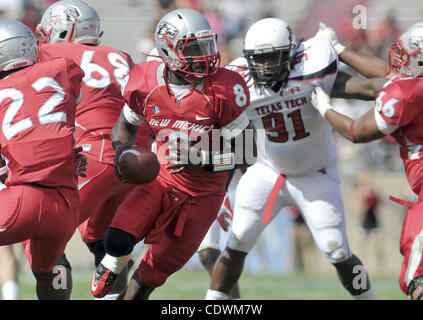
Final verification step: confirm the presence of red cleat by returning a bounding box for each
[91,263,118,298]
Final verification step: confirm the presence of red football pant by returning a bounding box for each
[0,185,78,273]
[110,179,224,288]
[399,196,423,294]
[77,159,133,243]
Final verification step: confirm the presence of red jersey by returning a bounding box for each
[39,43,135,164]
[375,77,423,194]
[123,61,250,197]
[0,58,84,206]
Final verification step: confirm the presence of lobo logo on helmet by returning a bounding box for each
[409,37,423,51]
[156,21,178,40]
[50,6,79,26]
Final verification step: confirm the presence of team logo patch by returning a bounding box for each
[152,105,160,114]
[50,5,79,26]
[409,36,423,51]
[156,21,178,40]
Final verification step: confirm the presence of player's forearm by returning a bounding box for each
[111,118,139,149]
[324,109,356,142]
[324,109,384,143]
[332,72,387,100]
[340,49,389,78]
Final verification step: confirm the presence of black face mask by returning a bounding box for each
[244,46,294,91]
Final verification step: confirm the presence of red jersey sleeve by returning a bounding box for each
[375,78,421,130]
[63,57,84,101]
[123,63,150,117]
[210,68,250,140]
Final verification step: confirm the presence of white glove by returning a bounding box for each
[319,22,346,55]
[311,86,333,117]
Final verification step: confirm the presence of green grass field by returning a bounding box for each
[13,268,408,300]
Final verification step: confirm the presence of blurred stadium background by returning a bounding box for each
[1,0,421,299]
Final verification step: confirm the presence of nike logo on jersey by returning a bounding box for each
[195,115,210,121]
[0,228,7,232]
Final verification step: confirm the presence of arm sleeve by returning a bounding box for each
[374,107,399,135]
[291,30,339,94]
[123,104,145,126]
[214,70,250,140]
[64,58,84,101]
[122,66,147,118]
[375,81,413,130]
[314,31,339,94]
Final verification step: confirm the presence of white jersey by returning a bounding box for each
[227,30,339,176]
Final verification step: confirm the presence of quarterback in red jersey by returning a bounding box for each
[36,1,153,297]
[91,8,255,300]
[0,20,84,299]
[314,22,423,300]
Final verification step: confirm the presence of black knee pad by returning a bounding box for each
[104,227,137,257]
[56,253,72,271]
[86,241,106,267]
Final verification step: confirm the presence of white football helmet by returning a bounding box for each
[154,8,220,81]
[243,18,297,87]
[0,20,38,72]
[389,22,423,77]
[36,0,102,45]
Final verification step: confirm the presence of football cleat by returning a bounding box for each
[91,263,118,298]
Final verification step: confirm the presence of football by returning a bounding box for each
[117,147,160,184]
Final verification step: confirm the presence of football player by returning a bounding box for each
[36,0,154,299]
[313,22,423,300]
[206,18,380,300]
[91,8,255,300]
[0,20,85,299]
[146,47,241,299]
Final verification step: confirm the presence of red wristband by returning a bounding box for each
[349,121,356,143]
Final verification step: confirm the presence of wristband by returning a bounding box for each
[204,152,235,172]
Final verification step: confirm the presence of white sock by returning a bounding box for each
[101,254,131,274]
[2,281,19,300]
[205,289,229,300]
[95,293,120,300]
[353,286,376,300]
